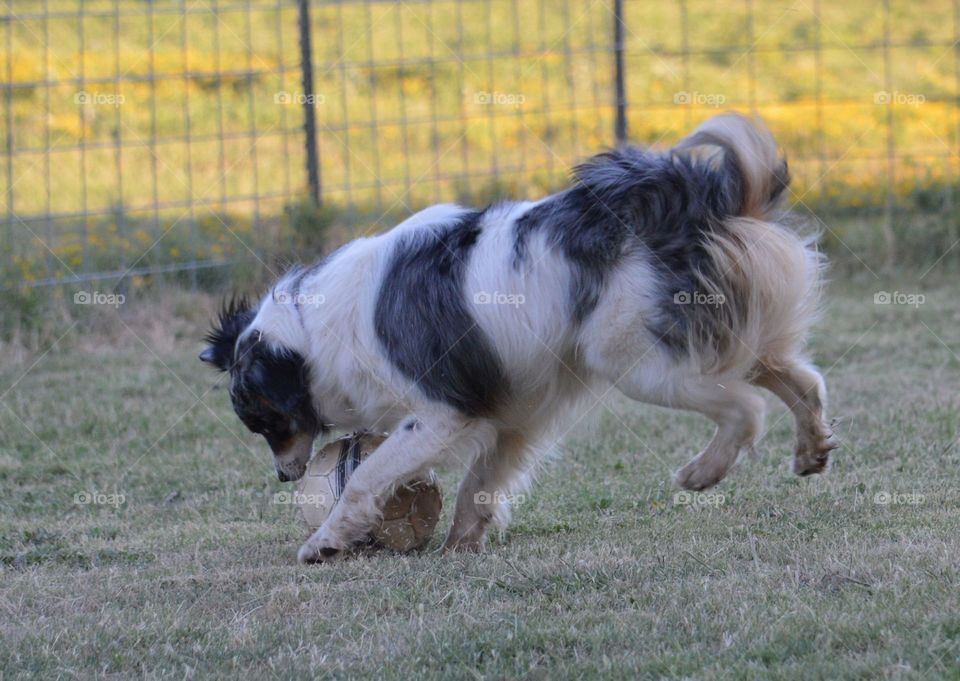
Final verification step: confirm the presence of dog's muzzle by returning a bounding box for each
[271,433,314,482]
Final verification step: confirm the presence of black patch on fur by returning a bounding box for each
[227,336,322,452]
[513,189,629,324]
[374,210,507,417]
[201,296,256,371]
[513,146,755,349]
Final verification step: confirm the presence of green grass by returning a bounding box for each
[1,270,958,679]
[2,1,960,675]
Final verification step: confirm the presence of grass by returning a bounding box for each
[2,0,960,675]
[0,269,958,679]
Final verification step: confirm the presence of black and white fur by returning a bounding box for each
[201,114,836,563]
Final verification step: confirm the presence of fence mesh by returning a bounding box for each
[2,0,958,291]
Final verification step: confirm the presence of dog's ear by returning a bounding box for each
[200,296,256,371]
[245,345,312,415]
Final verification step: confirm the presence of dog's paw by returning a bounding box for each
[441,534,486,554]
[673,453,727,491]
[793,425,838,476]
[297,529,347,565]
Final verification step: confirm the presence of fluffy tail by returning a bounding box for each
[673,114,823,374]
[570,113,822,373]
[673,112,790,221]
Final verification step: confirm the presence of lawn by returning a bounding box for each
[1,267,958,679]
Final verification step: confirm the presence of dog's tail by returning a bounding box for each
[572,112,788,226]
[570,113,822,373]
[674,114,823,374]
[672,112,789,221]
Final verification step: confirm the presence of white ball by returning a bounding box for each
[295,432,443,552]
[296,432,382,528]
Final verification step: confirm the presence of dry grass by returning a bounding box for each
[0,270,958,679]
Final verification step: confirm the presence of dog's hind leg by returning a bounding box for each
[751,359,837,476]
[669,379,766,491]
[443,431,532,553]
[615,370,766,491]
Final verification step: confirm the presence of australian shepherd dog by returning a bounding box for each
[200,113,836,563]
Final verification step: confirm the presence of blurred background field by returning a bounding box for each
[2,0,959,328]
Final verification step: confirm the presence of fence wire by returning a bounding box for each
[2,0,958,290]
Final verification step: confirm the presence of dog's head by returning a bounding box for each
[199,297,321,482]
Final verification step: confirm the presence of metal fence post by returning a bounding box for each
[297,0,321,206]
[613,0,627,145]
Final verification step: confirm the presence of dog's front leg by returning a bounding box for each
[297,412,497,564]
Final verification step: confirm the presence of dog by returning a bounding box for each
[200,113,836,564]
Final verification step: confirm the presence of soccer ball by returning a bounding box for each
[296,432,443,552]
[295,432,376,529]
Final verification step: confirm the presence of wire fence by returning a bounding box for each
[2,0,958,292]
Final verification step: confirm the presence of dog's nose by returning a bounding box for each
[277,470,290,482]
